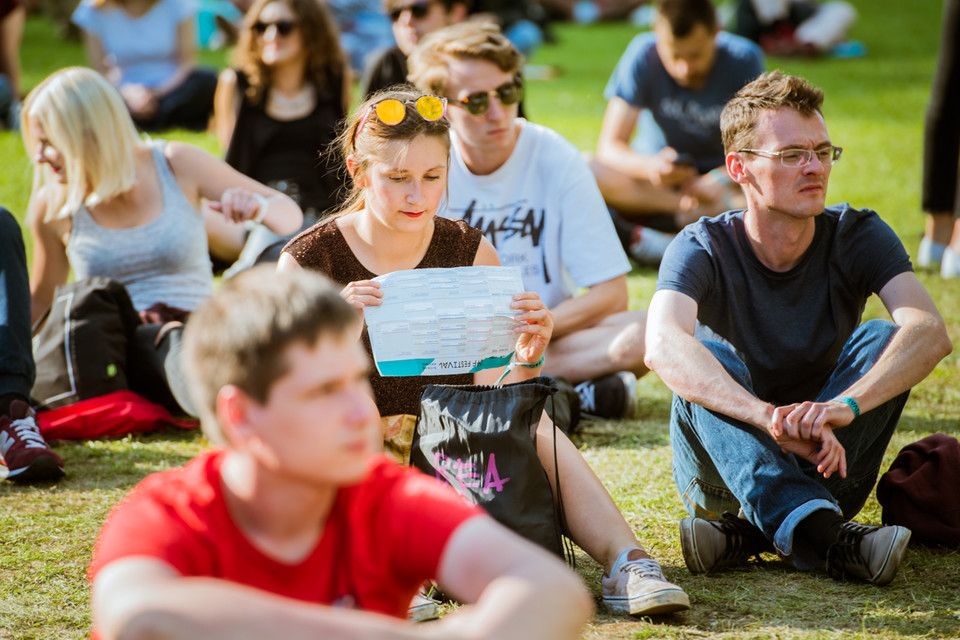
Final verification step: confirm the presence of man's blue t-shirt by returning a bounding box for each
[604,31,765,174]
[655,204,912,405]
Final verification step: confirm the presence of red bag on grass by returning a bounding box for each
[37,390,197,440]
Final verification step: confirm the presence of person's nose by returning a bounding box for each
[344,384,378,428]
[407,179,425,204]
[486,91,504,121]
[803,152,827,174]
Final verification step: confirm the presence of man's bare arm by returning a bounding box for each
[839,271,951,411]
[434,517,593,640]
[595,97,694,186]
[774,271,952,441]
[645,289,773,429]
[645,289,847,477]
[550,275,628,339]
[93,559,431,640]
[93,519,591,640]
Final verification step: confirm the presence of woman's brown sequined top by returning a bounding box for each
[283,216,484,416]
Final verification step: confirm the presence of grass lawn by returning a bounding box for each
[2,1,960,638]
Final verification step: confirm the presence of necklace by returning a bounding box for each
[268,84,315,113]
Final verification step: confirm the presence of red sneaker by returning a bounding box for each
[0,399,64,482]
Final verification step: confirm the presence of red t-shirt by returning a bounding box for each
[89,451,482,636]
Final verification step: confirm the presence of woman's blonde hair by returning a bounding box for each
[234,0,346,105]
[21,67,144,221]
[332,86,451,217]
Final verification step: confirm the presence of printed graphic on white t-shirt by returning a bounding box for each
[443,121,630,310]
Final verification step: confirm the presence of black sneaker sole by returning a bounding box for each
[5,456,65,483]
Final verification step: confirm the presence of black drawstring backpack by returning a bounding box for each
[411,376,573,562]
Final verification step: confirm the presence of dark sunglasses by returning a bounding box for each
[454,80,523,116]
[252,19,298,36]
[389,1,433,22]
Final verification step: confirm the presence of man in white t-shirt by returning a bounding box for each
[408,21,647,419]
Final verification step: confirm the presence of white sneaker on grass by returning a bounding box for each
[941,247,960,278]
[601,557,690,616]
[407,590,439,622]
[917,237,946,270]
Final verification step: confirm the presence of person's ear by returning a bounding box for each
[346,155,365,187]
[216,384,256,444]
[726,151,748,184]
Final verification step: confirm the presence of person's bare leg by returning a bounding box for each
[588,155,685,216]
[925,211,953,246]
[947,217,960,252]
[534,413,649,571]
[544,310,647,383]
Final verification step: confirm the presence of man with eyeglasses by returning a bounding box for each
[408,21,650,423]
[645,71,952,586]
[361,0,467,98]
[591,0,764,265]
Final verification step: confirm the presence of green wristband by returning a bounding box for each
[494,353,546,386]
[518,353,545,368]
[834,395,860,419]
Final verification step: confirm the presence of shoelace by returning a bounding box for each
[714,513,770,565]
[618,557,667,581]
[6,417,47,450]
[825,522,870,580]
[576,382,596,413]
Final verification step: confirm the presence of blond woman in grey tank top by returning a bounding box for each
[21,67,304,324]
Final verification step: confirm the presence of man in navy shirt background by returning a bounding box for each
[644,71,952,586]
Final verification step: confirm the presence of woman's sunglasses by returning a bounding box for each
[389,1,434,22]
[454,80,523,116]
[252,19,298,36]
[355,95,447,140]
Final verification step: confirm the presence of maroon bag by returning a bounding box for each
[877,434,960,546]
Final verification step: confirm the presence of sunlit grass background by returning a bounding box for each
[2,1,959,638]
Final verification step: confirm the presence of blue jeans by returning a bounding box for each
[0,208,34,399]
[671,320,909,569]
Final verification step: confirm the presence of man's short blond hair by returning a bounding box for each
[720,70,825,153]
[407,20,523,97]
[183,267,358,446]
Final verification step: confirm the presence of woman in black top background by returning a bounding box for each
[210,0,349,275]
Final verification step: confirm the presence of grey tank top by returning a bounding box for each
[66,140,213,312]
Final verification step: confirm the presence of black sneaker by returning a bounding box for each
[679,513,773,574]
[575,372,637,420]
[826,522,911,586]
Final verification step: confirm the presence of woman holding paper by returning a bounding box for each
[278,87,690,618]
[280,88,550,414]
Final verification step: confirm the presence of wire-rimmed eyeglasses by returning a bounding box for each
[738,146,843,167]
